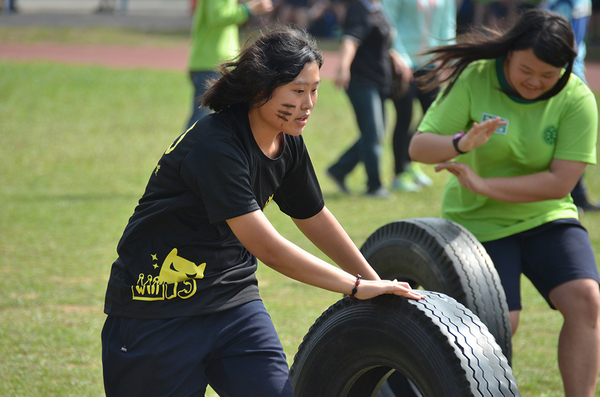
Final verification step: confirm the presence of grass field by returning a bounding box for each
[1,26,600,396]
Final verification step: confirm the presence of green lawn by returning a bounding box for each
[1,28,600,396]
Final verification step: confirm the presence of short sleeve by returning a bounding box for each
[274,146,324,219]
[180,135,260,224]
[344,2,369,43]
[554,84,598,164]
[418,68,473,136]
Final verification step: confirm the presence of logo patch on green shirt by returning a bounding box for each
[543,126,558,144]
[481,113,509,135]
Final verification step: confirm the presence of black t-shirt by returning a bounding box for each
[104,104,324,319]
[344,0,393,91]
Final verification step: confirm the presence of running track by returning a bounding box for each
[0,42,340,79]
[2,42,600,90]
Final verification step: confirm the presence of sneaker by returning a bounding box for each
[365,186,390,197]
[391,173,420,192]
[326,168,350,194]
[406,162,433,187]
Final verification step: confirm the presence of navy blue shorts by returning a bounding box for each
[482,220,599,311]
[102,300,294,397]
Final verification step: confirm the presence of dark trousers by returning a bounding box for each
[392,70,439,175]
[482,221,599,311]
[102,300,294,397]
[571,176,590,207]
[186,70,219,131]
[328,79,387,192]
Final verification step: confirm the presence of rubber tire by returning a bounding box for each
[290,292,520,397]
[359,218,512,363]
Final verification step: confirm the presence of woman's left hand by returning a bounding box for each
[435,162,485,194]
[355,279,425,300]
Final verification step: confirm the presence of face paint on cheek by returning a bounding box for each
[276,111,291,122]
[277,105,294,122]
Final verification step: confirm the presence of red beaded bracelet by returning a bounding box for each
[349,274,362,299]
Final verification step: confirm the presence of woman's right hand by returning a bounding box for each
[335,39,359,90]
[434,161,485,195]
[458,117,506,153]
[335,67,351,89]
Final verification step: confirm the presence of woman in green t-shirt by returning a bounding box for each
[410,9,600,397]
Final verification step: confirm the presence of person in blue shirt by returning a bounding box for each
[382,0,456,192]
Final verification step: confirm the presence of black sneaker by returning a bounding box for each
[326,169,350,194]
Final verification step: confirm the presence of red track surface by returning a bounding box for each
[0,42,340,79]
[2,41,600,90]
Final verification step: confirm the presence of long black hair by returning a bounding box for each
[420,9,576,100]
[202,26,323,112]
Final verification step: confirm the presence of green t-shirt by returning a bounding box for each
[418,58,598,242]
[188,0,250,71]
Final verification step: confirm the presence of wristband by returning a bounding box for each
[349,274,362,299]
[452,131,467,155]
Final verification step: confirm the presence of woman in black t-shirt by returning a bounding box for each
[101,27,423,397]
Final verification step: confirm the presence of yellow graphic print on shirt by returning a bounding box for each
[264,194,274,210]
[132,248,206,301]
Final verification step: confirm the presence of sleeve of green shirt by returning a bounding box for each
[418,65,475,136]
[201,0,249,28]
[188,0,250,71]
[553,81,598,165]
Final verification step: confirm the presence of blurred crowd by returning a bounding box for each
[0,0,17,13]
[2,0,599,44]
[236,0,600,40]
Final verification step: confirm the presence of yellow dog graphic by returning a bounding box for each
[132,248,206,301]
[156,248,206,284]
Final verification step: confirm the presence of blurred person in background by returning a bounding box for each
[272,0,344,36]
[2,0,18,13]
[185,0,273,130]
[94,0,128,14]
[277,0,311,28]
[327,0,395,197]
[590,0,600,44]
[383,0,456,192]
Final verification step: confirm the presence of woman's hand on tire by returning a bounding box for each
[356,279,424,300]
